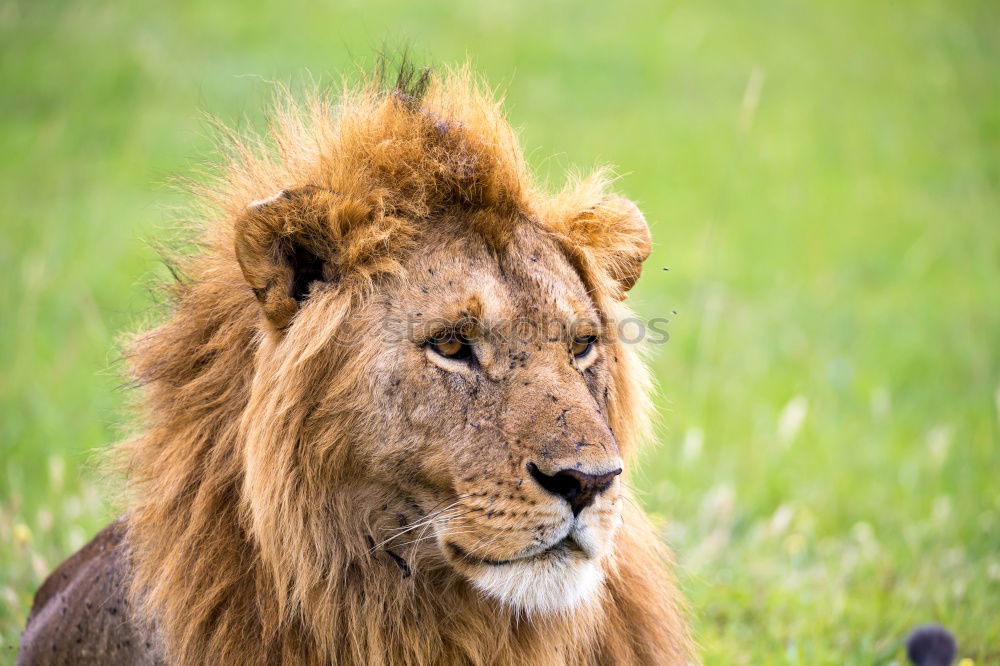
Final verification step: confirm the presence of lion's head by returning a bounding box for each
[123,64,687,665]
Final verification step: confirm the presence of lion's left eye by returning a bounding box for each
[571,335,597,358]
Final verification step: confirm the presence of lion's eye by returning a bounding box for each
[571,335,597,358]
[429,334,473,361]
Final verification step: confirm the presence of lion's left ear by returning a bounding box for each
[555,196,652,300]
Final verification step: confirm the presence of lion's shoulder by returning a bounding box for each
[17,521,165,666]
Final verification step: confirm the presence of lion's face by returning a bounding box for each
[236,175,650,618]
[347,221,624,614]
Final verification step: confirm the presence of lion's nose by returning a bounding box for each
[526,462,622,516]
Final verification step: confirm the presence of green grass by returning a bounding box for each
[2,0,998,662]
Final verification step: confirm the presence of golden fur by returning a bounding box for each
[118,63,691,665]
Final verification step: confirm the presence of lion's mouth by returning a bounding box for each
[446,536,585,567]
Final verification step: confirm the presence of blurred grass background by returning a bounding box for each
[1,0,998,662]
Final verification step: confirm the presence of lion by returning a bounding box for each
[17,63,692,665]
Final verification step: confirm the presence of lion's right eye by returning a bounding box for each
[429,334,473,361]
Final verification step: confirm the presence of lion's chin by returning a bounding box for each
[458,542,605,616]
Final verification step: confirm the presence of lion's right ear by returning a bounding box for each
[234,186,340,330]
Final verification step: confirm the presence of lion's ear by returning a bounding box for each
[560,196,652,300]
[234,186,339,330]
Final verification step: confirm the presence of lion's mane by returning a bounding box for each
[120,63,690,665]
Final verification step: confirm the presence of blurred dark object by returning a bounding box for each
[906,625,957,666]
